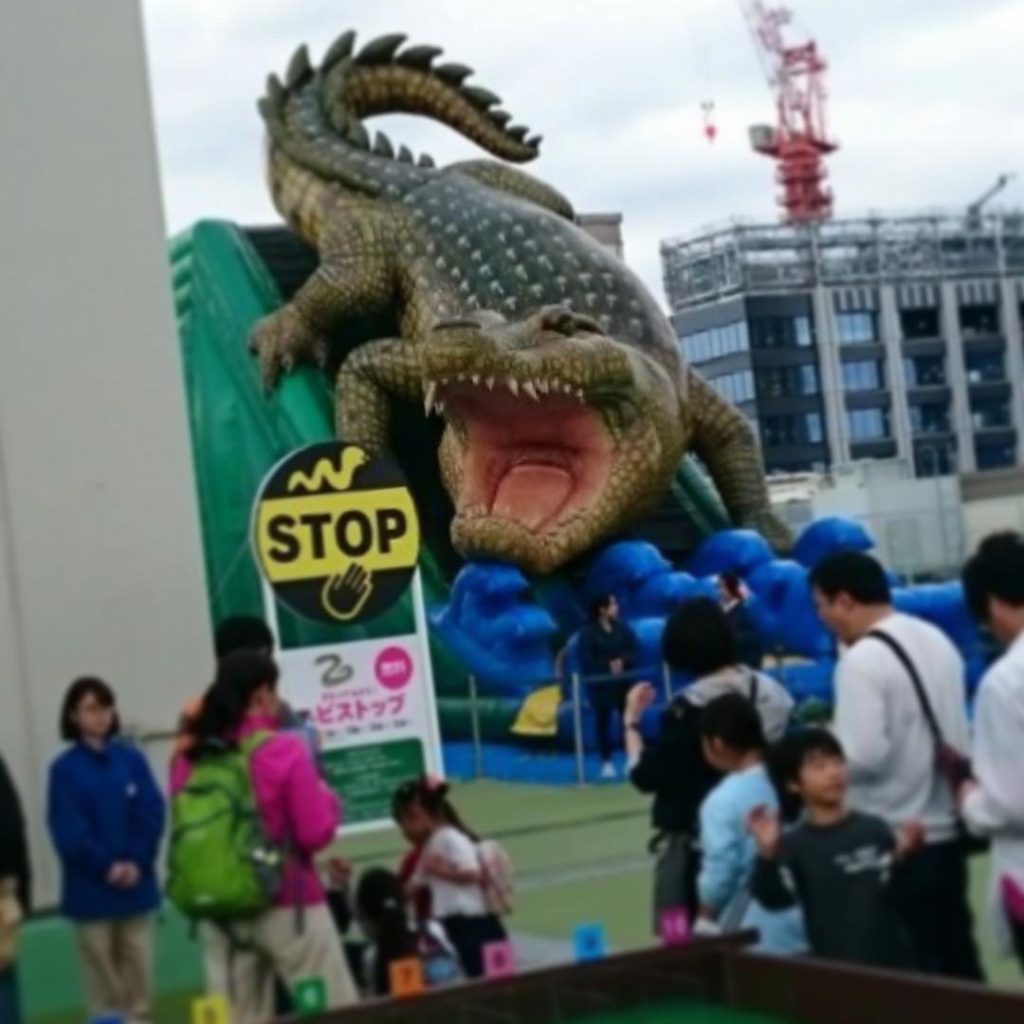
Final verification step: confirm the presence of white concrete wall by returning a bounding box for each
[964,495,1024,554]
[811,461,964,577]
[0,0,211,905]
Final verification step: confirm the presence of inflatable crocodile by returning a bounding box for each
[251,29,791,574]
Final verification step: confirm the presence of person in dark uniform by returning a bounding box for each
[577,594,638,779]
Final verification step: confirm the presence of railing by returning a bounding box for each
[465,665,674,787]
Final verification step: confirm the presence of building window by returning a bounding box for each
[836,311,877,345]
[762,412,825,447]
[959,303,1000,337]
[964,350,1006,384]
[709,370,755,405]
[904,355,946,387]
[681,321,750,364]
[841,360,883,392]
[971,398,1011,430]
[976,441,1016,470]
[795,316,813,347]
[756,365,819,397]
[847,407,889,440]
[750,315,815,350]
[909,402,951,435]
[806,412,824,443]
[800,365,819,394]
[900,307,940,339]
[914,443,955,477]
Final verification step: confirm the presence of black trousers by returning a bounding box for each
[1011,919,1024,973]
[652,832,702,932]
[441,913,508,978]
[592,683,630,762]
[889,839,985,982]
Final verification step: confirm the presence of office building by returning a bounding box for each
[661,211,1024,476]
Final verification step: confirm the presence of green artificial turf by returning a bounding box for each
[567,1001,797,1024]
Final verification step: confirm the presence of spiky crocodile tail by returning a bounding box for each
[260,29,549,232]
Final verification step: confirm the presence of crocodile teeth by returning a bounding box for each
[523,380,539,401]
[576,389,585,402]
[486,377,495,390]
[424,381,438,415]
[537,378,550,394]
[471,373,481,385]
[507,377,519,396]
[436,400,446,415]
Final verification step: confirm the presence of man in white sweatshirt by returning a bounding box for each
[809,551,983,981]
[961,532,1024,971]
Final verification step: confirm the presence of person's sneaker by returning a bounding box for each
[600,761,617,780]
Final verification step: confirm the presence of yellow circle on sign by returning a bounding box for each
[252,442,420,625]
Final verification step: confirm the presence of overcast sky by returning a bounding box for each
[141,0,1024,301]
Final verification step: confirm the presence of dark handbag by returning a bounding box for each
[867,630,988,855]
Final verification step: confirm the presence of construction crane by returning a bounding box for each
[966,172,1015,228]
[740,1,838,223]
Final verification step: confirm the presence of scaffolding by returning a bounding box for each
[661,210,1024,310]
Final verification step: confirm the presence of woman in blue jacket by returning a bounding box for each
[47,678,165,1023]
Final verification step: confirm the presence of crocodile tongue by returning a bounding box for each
[492,464,574,531]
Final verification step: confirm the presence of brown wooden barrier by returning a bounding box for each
[725,952,1024,1024]
[287,936,1024,1024]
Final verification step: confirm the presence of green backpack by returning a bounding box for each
[166,733,284,921]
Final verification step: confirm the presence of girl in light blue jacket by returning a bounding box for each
[695,694,806,954]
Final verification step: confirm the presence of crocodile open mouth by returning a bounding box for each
[427,377,614,534]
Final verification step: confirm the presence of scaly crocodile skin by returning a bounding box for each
[250,30,791,574]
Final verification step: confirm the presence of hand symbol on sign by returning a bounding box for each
[322,563,374,621]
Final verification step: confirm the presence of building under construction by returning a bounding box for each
[661,210,1024,477]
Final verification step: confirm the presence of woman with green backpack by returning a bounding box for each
[168,651,357,1024]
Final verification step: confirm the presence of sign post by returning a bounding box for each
[253,442,443,833]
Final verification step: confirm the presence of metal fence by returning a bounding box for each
[464,665,676,787]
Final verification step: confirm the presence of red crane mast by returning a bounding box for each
[740,1,838,223]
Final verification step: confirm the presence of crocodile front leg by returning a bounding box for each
[250,202,401,388]
[687,369,793,551]
[335,336,423,453]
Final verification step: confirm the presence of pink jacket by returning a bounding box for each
[170,713,339,907]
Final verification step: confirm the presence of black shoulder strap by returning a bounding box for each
[748,671,760,706]
[866,629,945,748]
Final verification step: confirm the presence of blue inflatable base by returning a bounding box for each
[442,741,641,787]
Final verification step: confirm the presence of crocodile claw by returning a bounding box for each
[249,305,330,390]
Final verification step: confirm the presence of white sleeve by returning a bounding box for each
[435,828,479,871]
[963,673,1024,837]
[941,638,971,756]
[833,651,891,780]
